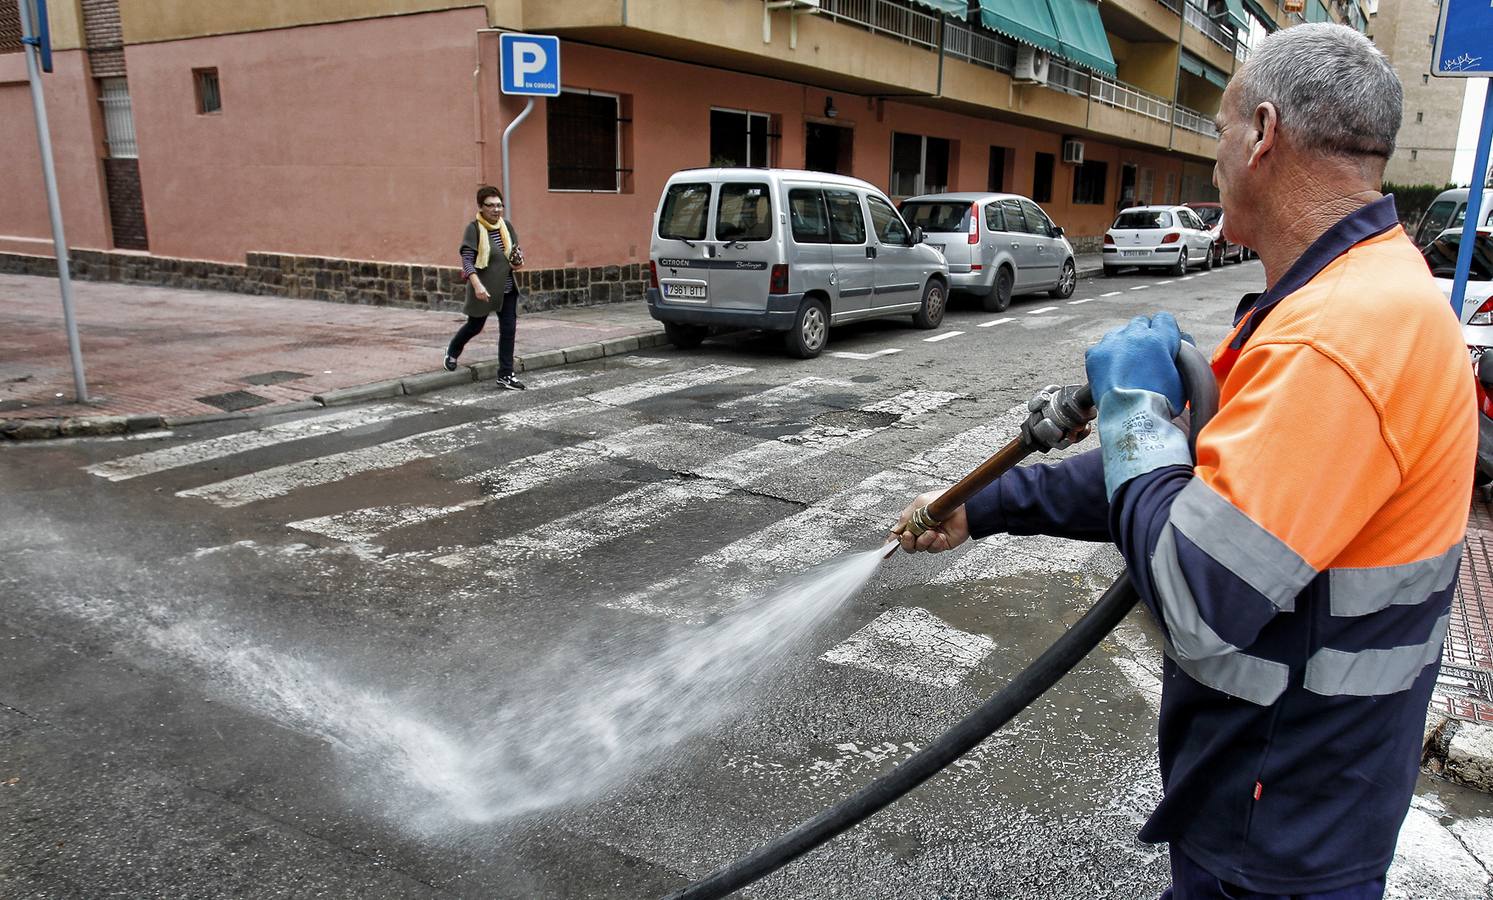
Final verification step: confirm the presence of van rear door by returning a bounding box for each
[655,181,715,304]
[709,181,775,310]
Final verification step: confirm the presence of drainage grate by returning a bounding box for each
[196,390,272,412]
[241,370,310,386]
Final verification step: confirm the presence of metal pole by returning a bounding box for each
[1451,79,1493,318]
[19,0,88,402]
[501,98,535,218]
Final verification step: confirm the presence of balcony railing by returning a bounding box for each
[1173,104,1219,137]
[817,0,940,49]
[942,17,1017,73]
[1090,73,1172,123]
[1045,59,1092,97]
[1183,1,1238,50]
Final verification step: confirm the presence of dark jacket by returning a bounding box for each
[461,219,520,317]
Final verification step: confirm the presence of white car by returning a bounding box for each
[1423,226,1493,346]
[1103,205,1217,276]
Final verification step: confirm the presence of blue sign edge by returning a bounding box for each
[498,32,562,97]
[1431,0,1493,78]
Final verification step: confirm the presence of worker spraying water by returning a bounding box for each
[669,24,1476,900]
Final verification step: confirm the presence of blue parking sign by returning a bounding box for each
[499,33,561,96]
[1432,0,1493,77]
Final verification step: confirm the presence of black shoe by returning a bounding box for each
[496,374,526,391]
[444,355,458,372]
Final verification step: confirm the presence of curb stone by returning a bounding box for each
[1423,715,1493,793]
[1,327,671,441]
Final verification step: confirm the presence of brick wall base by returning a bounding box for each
[0,249,649,314]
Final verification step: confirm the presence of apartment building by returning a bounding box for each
[1367,0,1465,186]
[1,0,1348,309]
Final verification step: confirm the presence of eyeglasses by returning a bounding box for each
[482,202,504,210]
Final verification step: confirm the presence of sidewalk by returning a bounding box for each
[0,272,666,434]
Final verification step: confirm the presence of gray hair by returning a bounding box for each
[1232,23,1401,158]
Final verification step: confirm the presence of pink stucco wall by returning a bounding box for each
[122,6,486,265]
[0,50,112,256]
[490,39,1191,270]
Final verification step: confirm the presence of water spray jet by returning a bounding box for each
[664,342,1217,900]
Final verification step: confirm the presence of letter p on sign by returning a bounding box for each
[499,33,562,96]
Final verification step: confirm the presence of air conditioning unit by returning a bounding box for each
[1014,46,1050,85]
[1062,139,1085,165]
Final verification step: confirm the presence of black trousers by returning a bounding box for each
[448,289,519,377]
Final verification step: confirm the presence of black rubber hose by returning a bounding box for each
[660,343,1218,900]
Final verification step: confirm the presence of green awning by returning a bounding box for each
[977,0,1062,57]
[1203,65,1230,89]
[1221,0,1250,29]
[1045,0,1118,75]
[909,0,971,14]
[1242,0,1278,31]
[1179,50,1206,77]
[1307,0,1330,21]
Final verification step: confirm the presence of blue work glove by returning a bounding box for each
[1084,313,1192,499]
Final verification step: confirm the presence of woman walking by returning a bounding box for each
[445,185,526,389]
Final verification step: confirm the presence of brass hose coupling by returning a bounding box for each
[902,503,941,537]
[1021,384,1097,453]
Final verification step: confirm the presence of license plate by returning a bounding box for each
[664,283,707,300]
[928,243,945,253]
[1122,250,1148,257]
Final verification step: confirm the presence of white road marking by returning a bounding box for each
[720,376,852,409]
[1129,285,1150,291]
[821,606,994,687]
[619,356,669,367]
[1179,276,1194,281]
[86,404,425,481]
[433,389,963,570]
[1068,298,1095,305]
[977,317,1015,328]
[1155,280,1174,285]
[828,348,904,360]
[1100,291,1123,297]
[923,331,964,343]
[1027,306,1059,315]
[179,365,753,507]
[438,369,602,405]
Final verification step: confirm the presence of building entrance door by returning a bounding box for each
[1119,163,1137,211]
[805,122,853,174]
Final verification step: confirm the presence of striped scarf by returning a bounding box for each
[474,216,514,270]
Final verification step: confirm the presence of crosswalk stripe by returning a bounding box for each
[828,348,903,360]
[431,389,963,572]
[821,606,995,687]
[178,365,754,508]
[923,331,964,343]
[85,404,425,481]
[719,376,851,409]
[437,369,604,406]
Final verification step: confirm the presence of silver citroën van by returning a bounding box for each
[647,168,950,358]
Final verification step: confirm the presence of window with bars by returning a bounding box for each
[547,89,629,192]
[97,77,139,159]
[709,109,777,168]
[194,68,221,114]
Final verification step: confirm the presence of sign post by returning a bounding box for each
[1431,0,1493,318]
[19,0,88,402]
[497,33,561,219]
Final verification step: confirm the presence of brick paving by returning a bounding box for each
[1437,497,1493,723]
[0,273,661,421]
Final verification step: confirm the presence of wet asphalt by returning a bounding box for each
[4,259,1492,900]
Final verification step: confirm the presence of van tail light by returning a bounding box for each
[1470,297,1493,326]
[649,260,660,289]
[1104,233,1115,245]
[968,204,980,245]
[769,263,790,295]
[1160,232,1181,244]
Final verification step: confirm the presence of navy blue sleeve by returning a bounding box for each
[964,448,1112,542]
[1108,464,1193,635]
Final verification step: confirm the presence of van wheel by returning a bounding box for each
[1049,259,1076,299]
[785,297,828,359]
[913,279,947,329]
[983,268,1013,312]
[1171,249,1188,277]
[664,322,707,350]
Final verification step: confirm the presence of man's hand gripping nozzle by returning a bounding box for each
[883,383,1097,559]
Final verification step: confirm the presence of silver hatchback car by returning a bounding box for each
[899,192,1077,312]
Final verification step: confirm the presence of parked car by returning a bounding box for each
[648,168,949,359]
[1413,187,1493,249]
[1424,226,1493,485]
[1103,206,1216,276]
[1185,201,1245,266]
[898,192,1077,312]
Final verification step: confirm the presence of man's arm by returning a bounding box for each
[964,449,1111,541]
